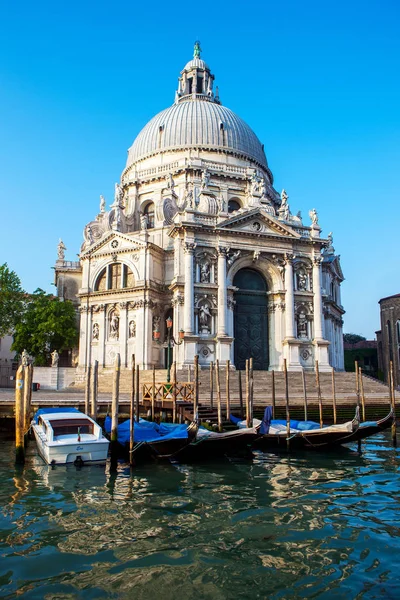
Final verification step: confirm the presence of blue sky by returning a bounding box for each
[0,0,398,339]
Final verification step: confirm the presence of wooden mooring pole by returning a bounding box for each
[210,361,214,410]
[245,360,250,428]
[130,355,135,465]
[135,365,140,423]
[390,361,397,447]
[331,367,337,425]
[151,366,156,421]
[355,361,361,451]
[315,360,323,428]
[359,367,366,422]
[23,364,33,441]
[15,364,25,464]
[85,365,91,416]
[226,359,231,421]
[238,370,244,419]
[194,355,199,422]
[110,354,120,467]
[271,369,276,419]
[172,362,177,423]
[216,359,222,432]
[90,360,98,421]
[301,368,307,422]
[249,358,254,428]
[284,359,290,452]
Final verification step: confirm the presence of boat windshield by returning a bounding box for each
[48,419,94,437]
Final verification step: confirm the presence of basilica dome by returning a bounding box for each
[126,45,268,170]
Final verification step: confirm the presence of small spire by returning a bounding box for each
[193,40,201,59]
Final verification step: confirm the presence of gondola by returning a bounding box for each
[172,425,258,462]
[104,416,198,460]
[232,406,395,451]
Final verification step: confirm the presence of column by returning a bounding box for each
[217,247,229,336]
[78,306,88,367]
[284,254,295,339]
[183,242,196,334]
[100,305,106,368]
[313,256,324,340]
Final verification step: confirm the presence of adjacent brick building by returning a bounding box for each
[376,294,400,388]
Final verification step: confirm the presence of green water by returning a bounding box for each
[0,434,399,599]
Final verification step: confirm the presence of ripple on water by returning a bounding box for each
[0,433,399,598]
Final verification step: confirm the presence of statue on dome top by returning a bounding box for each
[100,195,106,213]
[278,189,290,221]
[194,40,202,59]
[114,182,123,207]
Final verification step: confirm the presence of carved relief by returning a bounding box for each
[128,320,136,338]
[92,322,99,340]
[109,310,119,340]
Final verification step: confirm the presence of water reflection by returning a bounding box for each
[0,434,399,598]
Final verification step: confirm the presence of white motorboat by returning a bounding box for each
[31,408,109,465]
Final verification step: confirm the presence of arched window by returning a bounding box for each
[94,263,134,291]
[228,199,241,213]
[143,202,155,229]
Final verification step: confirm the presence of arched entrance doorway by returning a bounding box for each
[233,268,269,370]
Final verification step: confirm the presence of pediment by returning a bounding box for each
[80,231,145,259]
[217,208,302,239]
[323,254,345,280]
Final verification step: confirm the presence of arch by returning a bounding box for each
[94,262,135,291]
[227,255,282,291]
[233,268,269,370]
[142,200,155,229]
[228,197,241,213]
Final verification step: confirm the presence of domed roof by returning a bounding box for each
[127,101,267,168]
[125,45,268,169]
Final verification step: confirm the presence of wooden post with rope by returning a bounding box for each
[390,361,397,447]
[284,358,290,452]
[359,367,366,422]
[23,364,33,440]
[245,360,250,428]
[210,361,214,410]
[90,360,98,421]
[226,359,231,421]
[135,364,140,423]
[15,364,25,464]
[271,369,276,419]
[151,366,156,421]
[110,353,121,467]
[249,358,254,427]
[355,360,361,451]
[331,367,337,425]
[129,355,135,465]
[194,355,199,422]
[302,368,308,422]
[238,370,244,419]
[85,365,91,417]
[216,359,222,432]
[315,360,323,428]
[172,362,177,423]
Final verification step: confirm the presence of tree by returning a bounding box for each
[343,333,367,345]
[12,289,78,365]
[0,263,25,337]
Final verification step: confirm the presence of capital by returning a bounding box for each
[218,246,230,257]
[313,256,323,267]
[284,252,295,265]
[183,242,197,254]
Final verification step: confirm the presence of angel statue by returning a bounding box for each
[57,239,66,260]
[100,195,106,213]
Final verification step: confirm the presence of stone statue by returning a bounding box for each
[51,349,59,367]
[297,313,308,338]
[92,322,99,340]
[278,189,290,220]
[200,262,211,283]
[140,213,148,230]
[57,239,66,260]
[129,320,136,338]
[309,208,318,225]
[166,173,175,190]
[327,232,333,247]
[114,182,123,207]
[297,271,308,291]
[199,304,211,332]
[251,171,261,195]
[86,225,94,245]
[194,40,202,59]
[201,169,210,191]
[227,250,241,267]
[100,195,106,213]
[261,177,268,198]
[109,313,119,339]
[217,195,226,213]
[21,349,29,366]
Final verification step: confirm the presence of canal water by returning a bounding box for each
[0,433,399,599]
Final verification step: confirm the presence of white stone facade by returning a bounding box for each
[55,45,345,372]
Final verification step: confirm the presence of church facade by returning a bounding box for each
[55,44,345,373]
